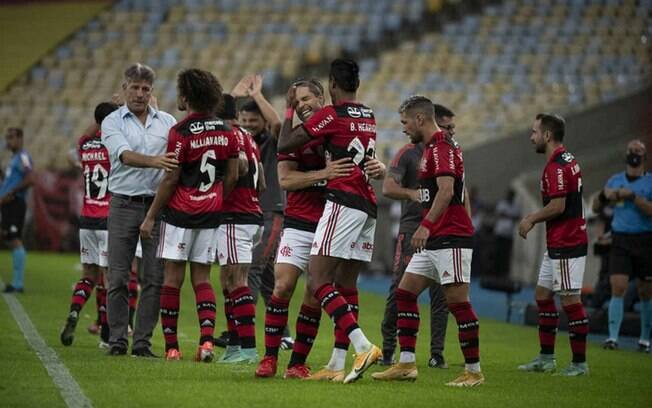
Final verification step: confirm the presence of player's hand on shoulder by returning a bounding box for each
[151,152,179,172]
[324,157,354,180]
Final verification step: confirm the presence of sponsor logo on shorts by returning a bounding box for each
[218,252,225,259]
[312,242,319,248]
[442,271,450,278]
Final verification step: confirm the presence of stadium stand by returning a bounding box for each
[0,0,649,169]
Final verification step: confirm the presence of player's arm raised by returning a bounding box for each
[140,166,181,239]
[411,175,455,251]
[518,196,566,239]
[278,84,313,153]
[278,157,354,191]
[249,74,281,139]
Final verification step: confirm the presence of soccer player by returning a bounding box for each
[378,104,460,369]
[0,127,33,294]
[601,140,652,352]
[517,113,589,376]
[215,107,266,365]
[372,96,483,387]
[60,102,118,347]
[278,58,384,384]
[140,68,240,362]
[255,78,355,378]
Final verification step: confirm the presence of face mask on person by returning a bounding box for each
[626,152,643,167]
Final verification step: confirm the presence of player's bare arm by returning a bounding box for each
[257,162,267,193]
[278,157,353,191]
[464,187,472,218]
[249,74,281,139]
[411,175,455,251]
[518,196,566,239]
[278,125,312,154]
[139,167,181,239]
[237,151,249,176]
[382,174,420,202]
[223,157,240,198]
[120,150,179,171]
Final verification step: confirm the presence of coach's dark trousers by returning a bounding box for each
[249,211,283,305]
[107,195,164,350]
[381,231,449,358]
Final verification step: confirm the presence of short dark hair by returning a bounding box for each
[536,113,565,142]
[398,95,434,117]
[124,63,156,84]
[329,58,360,92]
[177,69,223,114]
[240,100,262,116]
[94,102,119,124]
[220,93,237,120]
[7,127,23,138]
[293,78,324,97]
[433,104,455,120]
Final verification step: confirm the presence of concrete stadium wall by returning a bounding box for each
[464,87,652,204]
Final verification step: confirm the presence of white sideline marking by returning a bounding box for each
[2,283,93,408]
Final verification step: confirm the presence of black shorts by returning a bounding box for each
[609,232,652,280]
[1,197,26,241]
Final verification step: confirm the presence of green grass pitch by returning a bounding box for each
[1,251,650,407]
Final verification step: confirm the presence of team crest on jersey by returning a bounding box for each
[189,122,205,134]
[561,152,574,163]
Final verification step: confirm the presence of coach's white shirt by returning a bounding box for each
[101,104,176,196]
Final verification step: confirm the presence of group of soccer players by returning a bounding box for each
[54,56,592,387]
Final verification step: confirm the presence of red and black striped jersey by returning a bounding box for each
[164,112,240,228]
[302,101,377,217]
[221,126,263,225]
[277,140,326,232]
[540,146,587,258]
[418,131,474,249]
[78,131,110,230]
